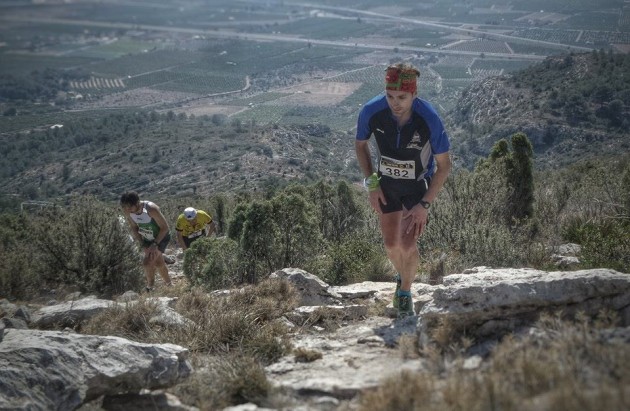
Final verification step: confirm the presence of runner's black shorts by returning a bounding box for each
[142,233,171,253]
[379,176,431,214]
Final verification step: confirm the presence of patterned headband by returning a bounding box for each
[385,67,418,94]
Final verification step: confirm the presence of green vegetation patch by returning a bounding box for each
[89,49,202,77]
[339,82,384,109]
[432,65,472,79]
[154,73,246,94]
[0,53,97,76]
[329,64,385,85]
[471,59,537,72]
[224,93,287,106]
[507,42,568,56]
[71,39,158,60]
[198,40,367,76]
[511,0,623,13]
[231,105,290,126]
[559,11,623,31]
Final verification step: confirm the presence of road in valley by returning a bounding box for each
[0,15,548,61]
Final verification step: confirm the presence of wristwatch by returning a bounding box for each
[419,200,431,209]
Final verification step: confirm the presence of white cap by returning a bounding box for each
[184,207,197,220]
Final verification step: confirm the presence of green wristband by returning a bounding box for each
[363,173,380,192]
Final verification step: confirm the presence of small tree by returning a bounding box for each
[270,192,321,269]
[182,237,242,290]
[509,132,534,221]
[477,132,534,224]
[240,201,278,283]
[34,197,143,296]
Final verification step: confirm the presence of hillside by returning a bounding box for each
[2,52,630,209]
[0,116,357,206]
[447,52,629,168]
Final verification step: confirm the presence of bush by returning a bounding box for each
[311,238,390,285]
[422,169,539,273]
[563,217,630,273]
[33,197,143,297]
[182,237,243,290]
[0,213,40,300]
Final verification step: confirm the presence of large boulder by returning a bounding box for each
[0,329,192,411]
[418,268,630,345]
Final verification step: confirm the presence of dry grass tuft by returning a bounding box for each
[81,297,161,340]
[398,334,420,360]
[170,354,271,410]
[301,306,346,331]
[358,313,630,411]
[358,370,437,411]
[424,317,473,356]
[82,278,298,364]
[293,347,323,363]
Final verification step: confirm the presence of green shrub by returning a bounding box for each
[182,237,243,290]
[0,213,40,300]
[422,168,538,273]
[563,217,630,273]
[33,197,143,297]
[312,238,390,285]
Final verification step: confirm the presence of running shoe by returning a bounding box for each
[397,294,414,319]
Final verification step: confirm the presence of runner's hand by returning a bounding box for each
[368,189,387,215]
[402,205,428,236]
[145,244,159,261]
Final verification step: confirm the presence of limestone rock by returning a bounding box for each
[266,316,422,400]
[31,297,114,329]
[418,268,630,344]
[0,329,192,411]
[270,268,341,306]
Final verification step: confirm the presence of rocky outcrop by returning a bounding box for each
[266,266,630,405]
[266,316,421,401]
[2,266,628,410]
[0,329,192,411]
[417,267,630,346]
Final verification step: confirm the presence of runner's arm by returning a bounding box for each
[422,152,451,204]
[125,214,143,243]
[355,140,375,177]
[176,230,186,250]
[146,204,170,245]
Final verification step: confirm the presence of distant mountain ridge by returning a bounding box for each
[447,52,629,168]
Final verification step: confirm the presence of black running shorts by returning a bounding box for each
[379,176,431,214]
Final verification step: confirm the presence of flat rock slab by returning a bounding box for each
[266,316,422,400]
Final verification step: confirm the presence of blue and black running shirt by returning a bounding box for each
[356,95,450,181]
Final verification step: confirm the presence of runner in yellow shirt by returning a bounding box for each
[175,207,216,250]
